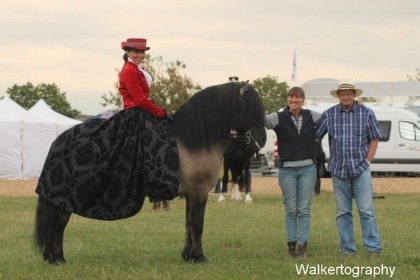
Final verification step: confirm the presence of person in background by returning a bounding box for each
[265,87,321,258]
[315,79,382,259]
[151,199,170,211]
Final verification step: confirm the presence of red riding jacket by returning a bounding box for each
[118,61,165,118]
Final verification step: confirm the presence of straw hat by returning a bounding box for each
[330,79,363,98]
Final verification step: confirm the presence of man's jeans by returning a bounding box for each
[278,164,316,245]
[332,168,382,254]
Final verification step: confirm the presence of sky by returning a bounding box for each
[1,0,419,115]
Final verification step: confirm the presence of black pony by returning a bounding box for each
[218,131,258,202]
[34,81,266,264]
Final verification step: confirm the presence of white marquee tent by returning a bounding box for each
[29,99,81,135]
[0,97,81,179]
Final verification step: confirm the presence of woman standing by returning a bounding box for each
[35,38,178,220]
[265,87,320,258]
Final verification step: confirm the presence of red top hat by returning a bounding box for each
[121,38,150,51]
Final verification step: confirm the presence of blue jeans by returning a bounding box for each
[332,168,382,254]
[278,164,316,245]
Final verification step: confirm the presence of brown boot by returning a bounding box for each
[287,241,297,258]
[162,200,169,211]
[297,242,307,258]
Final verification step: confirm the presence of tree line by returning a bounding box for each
[3,56,419,118]
[95,54,289,116]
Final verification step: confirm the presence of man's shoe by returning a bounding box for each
[369,252,380,260]
[341,251,355,257]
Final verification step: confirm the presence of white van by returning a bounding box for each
[307,105,420,175]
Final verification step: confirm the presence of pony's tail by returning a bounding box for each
[34,197,55,253]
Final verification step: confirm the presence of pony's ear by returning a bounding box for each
[239,80,249,96]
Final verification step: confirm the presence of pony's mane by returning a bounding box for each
[173,82,265,151]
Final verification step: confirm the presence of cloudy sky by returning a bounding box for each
[1,0,419,114]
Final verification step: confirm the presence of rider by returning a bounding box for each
[35,38,179,220]
[120,38,179,205]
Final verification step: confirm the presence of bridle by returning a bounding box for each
[226,80,263,151]
[228,129,262,150]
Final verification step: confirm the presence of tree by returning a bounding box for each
[406,68,420,105]
[252,76,288,113]
[101,55,201,113]
[407,68,420,81]
[7,82,81,118]
[147,57,201,112]
[100,69,123,112]
[359,96,377,102]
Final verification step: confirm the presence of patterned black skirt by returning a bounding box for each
[35,108,179,220]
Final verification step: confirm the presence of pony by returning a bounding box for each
[217,131,257,202]
[34,81,266,264]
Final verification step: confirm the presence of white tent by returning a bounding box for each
[29,99,81,135]
[0,97,56,179]
[0,98,24,179]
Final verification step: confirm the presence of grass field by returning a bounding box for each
[0,192,419,279]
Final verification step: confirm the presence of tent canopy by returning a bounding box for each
[0,97,80,179]
[28,99,81,126]
[28,99,81,135]
[0,97,42,123]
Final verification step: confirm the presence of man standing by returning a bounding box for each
[315,79,382,259]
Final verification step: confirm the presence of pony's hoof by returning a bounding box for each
[182,250,207,263]
[44,257,66,265]
[217,195,225,202]
[43,252,66,265]
[50,257,66,265]
[244,193,253,203]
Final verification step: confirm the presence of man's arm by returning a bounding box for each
[314,112,327,140]
[366,139,379,164]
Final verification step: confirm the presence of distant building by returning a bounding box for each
[302,78,420,107]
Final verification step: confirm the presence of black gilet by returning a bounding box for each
[274,108,317,162]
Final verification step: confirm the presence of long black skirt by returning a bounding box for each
[35,108,179,220]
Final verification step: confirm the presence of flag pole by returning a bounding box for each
[291,48,297,86]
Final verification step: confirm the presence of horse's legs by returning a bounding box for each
[218,163,230,202]
[221,160,229,194]
[244,160,253,203]
[51,208,71,263]
[231,183,241,200]
[35,197,71,264]
[182,192,208,262]
[218,180,228,202]
[43,209,71,264]
[230,169,242,201]
[244,192,253,202]
[217,193,225,202]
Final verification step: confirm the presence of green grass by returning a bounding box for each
[0,191,419,279]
